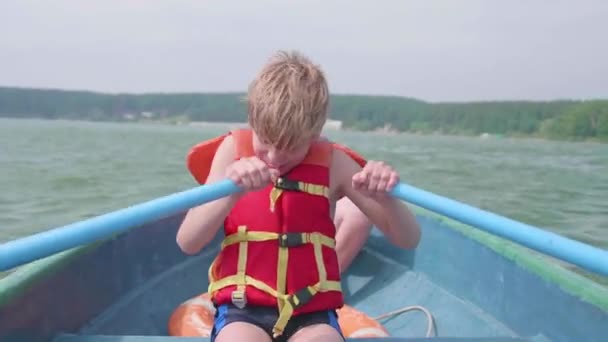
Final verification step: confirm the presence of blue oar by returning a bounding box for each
[0,179,242,272]
[1,179,607,277]
[390,183,608,277]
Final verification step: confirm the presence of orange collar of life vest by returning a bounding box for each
[186,128,366,185]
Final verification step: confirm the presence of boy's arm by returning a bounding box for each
[332,149,421,249]
[176,136,241,255]
[334,198,372,273]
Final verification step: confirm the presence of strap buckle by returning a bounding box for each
[279,233,305,248]
[275,177,300,191]
[231,290,247,309]
[287,286,315,309]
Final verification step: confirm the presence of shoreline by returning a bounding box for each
[1,116,605,144]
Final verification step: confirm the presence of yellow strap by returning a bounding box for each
[312,234,327,283]
[277,240,288,313]
[272,281,342,337]
[269,178,329,211]
[206,255,218,293]
[209,225,341,337]
[297,182,329,197]
[209,274,285,300]
[272,232,341,336]
[234,226,248,301]
[222,231,279,249]
[304,232,336,248]
[269,187,283,212]
[209,276,342,338]
[221,231,335,249]
[208,267,341,300]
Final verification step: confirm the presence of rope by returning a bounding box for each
[373,305,436,338]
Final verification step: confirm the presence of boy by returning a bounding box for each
[176,50,421,342]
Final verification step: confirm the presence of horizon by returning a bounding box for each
[1,0,607,102]
[1,85,604,105]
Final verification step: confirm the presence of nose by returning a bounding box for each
[265,148,284,167]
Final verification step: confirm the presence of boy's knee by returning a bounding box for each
[288,323,345,342]
[214,322,271,342]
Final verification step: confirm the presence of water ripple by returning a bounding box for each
[1,119,607,258]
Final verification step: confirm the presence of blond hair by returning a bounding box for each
[246,50,329,149]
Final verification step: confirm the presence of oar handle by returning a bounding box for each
[0,179,242,271]
[390,183,608,277]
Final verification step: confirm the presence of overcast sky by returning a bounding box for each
[1,0,606,102]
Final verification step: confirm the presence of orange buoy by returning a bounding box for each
[336,305,390,338]
[168,292,216,337]
[168,292,390,338]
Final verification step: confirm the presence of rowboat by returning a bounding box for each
[0,180,607,342]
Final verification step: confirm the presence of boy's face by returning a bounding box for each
[252,131,315,175]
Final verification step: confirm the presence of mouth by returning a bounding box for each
[269,164,290,175]
[267,162,285,169]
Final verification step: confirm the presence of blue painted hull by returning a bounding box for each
[1,210,606,342]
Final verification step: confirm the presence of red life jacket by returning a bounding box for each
[186,128,367,337]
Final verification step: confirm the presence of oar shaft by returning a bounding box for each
[0,180,241,271]
[391,183,608,277]
[2,179,606,278]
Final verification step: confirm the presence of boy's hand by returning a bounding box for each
[352,160,399,201]
[226,157,279,192]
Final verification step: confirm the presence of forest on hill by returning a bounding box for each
[1,86,606,141]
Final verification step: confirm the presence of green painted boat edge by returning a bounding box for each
[409,205,608,312]
[0,240,105,307]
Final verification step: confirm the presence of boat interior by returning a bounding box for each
[1,211,606,342]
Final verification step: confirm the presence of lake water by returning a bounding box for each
[1,118,607,281]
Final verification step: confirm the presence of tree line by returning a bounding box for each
[1,86,606,141]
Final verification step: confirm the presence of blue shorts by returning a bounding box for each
[211,304,344,342]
